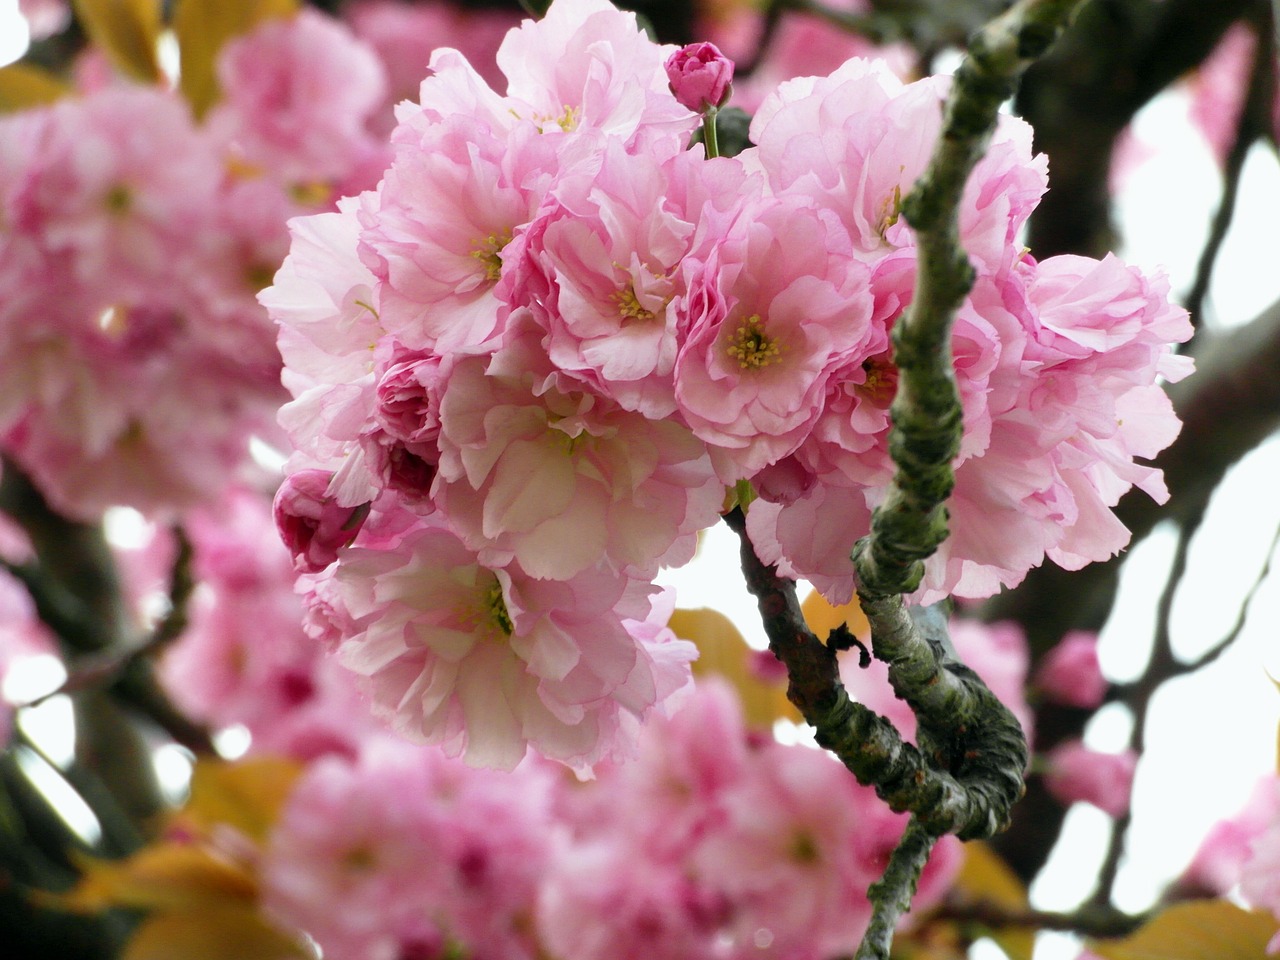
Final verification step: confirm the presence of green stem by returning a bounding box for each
[702,106,721,159]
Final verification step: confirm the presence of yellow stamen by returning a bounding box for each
[726,314,782,370]
[612,286,655,322]
[484,578,513,637]
[470,230,512,283]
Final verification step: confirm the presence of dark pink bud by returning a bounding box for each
[665,42,734,113]
[273,470,369,572]
[1042,741,1138,818]
[1034,630,1106,708]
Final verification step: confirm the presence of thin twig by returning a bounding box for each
[1184,14,1277,332]
[856,818,938,960]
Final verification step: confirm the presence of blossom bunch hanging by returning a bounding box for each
[265,0,1191,771]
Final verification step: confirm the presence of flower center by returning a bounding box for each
[726,314,782,370]
[538,104,580,132]
[104,184,131,214]
[858,354,898,406]
[470,230,512,283]
[877,183,903,240]
[612,286,655,323]
[790,831,819,864]
[484,578,513,637]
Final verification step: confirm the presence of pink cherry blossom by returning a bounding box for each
[674,193,875,479]
[327,511,695,771]
[206,10,389,190]
[1034,630,1107,708]
[1042,740,1138,818]
[1180,775,1280,896]
[263,737,559,960]
[495,0,694,145]
[434,313,723,581]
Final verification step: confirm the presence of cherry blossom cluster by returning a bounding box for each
[265,0,1191,770]
[0,10,389,518]
[259,680,963,960]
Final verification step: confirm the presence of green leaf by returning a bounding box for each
[71,0,162,83]
[1089,901,1278,960]
[0,63,72,112]
[171,0,298,118]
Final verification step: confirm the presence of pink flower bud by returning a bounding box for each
[664,42,734,114]
[1042,741,1138,818]
[1034,630,1106,709]
[273,471,368,573]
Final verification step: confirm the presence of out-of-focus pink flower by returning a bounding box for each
[207,9,389,188]
[18,0,69,40]
[665,42,734,113]
[1180,774,1280,896]
[263,737,559,960]
[1035,630,1107,709]
[274,470,369,573]
[1240,801,1280,954]
[1042,740,1138,818]
[345,0,520,134]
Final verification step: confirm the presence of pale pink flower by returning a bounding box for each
[674,193,875,479]
[747,59,1047,271]
[264,737,558,960]
[1035,630,1106,709]
[207,10,389,188]
[1181,775,1280,896]
[505,138,700,418]
[329,512,694,772]
[1042,741,1138,818]
[665,42,734,113]
[435,314,723,581]
[359,116,560,351]
[691,739,960,957]
[495,0,694,145]
[538,838,733,960]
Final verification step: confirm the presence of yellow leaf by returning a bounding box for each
[949,842,1034,960]
[801,588,870,643]
[171,0,299,118]
[0,63,73,112]
[124,904,310,960]
[671,607,801,729]
[1089,901,1278,960]
[181,757,303,845]
[53,844,256,913]
[71,0,162,83]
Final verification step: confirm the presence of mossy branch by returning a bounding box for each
[837,1,1085,952]
[729,0,1085,955]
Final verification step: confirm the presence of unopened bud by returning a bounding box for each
[665,42,734,114]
